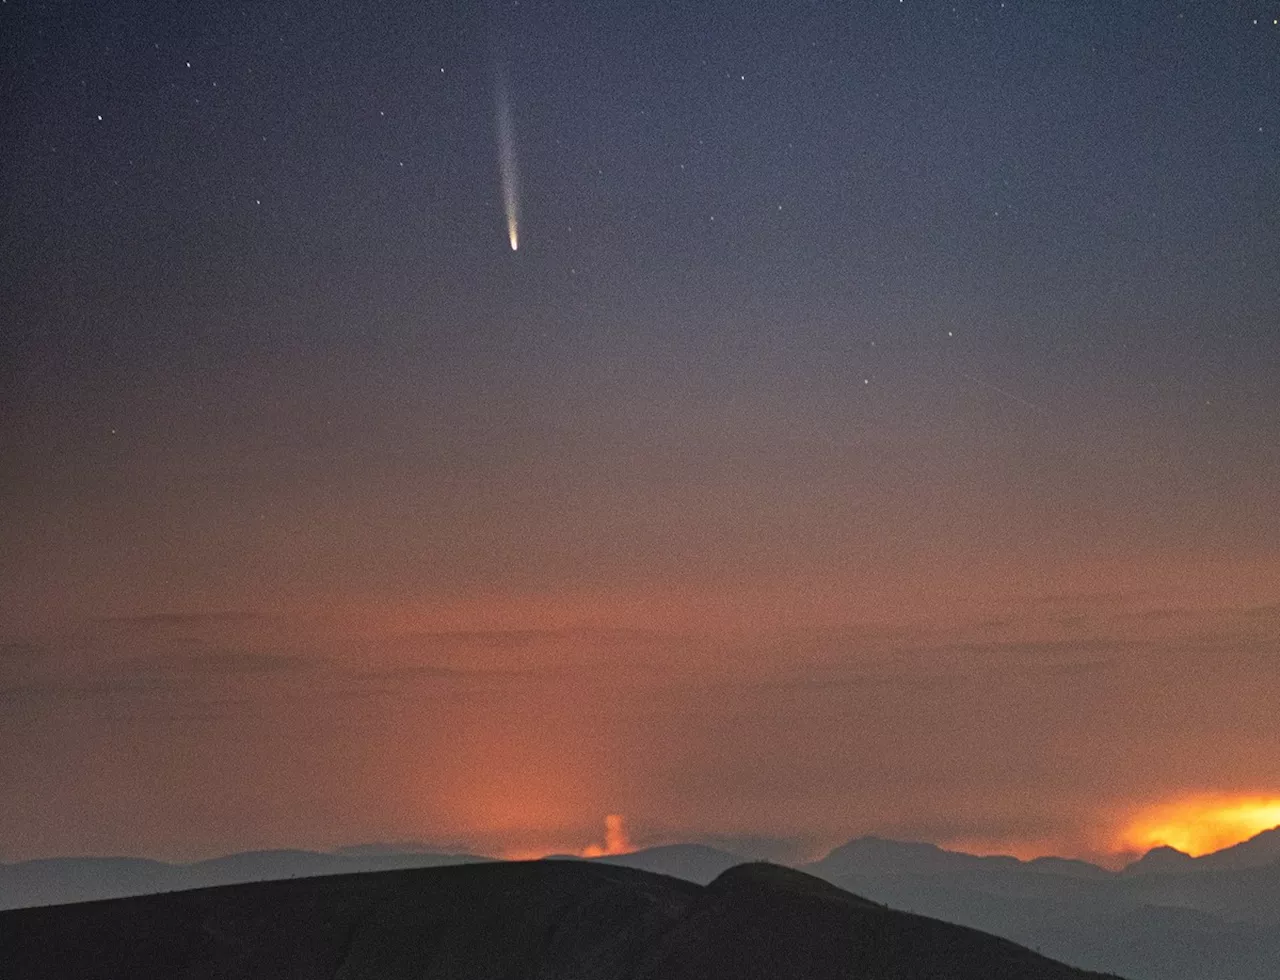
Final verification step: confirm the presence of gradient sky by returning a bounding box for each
[3,0,1279,864]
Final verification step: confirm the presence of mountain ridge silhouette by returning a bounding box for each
[6,828,1279,979]
[0,859,1122,980]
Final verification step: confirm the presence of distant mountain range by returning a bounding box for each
[4,828,1278,980]
[0,859,1120,980]
[1122,827,1280,875]
[792,834,1280,980]
[0,849,488,910]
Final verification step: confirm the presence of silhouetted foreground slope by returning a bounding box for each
[0,860,1120,980]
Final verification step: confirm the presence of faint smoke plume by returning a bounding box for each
[581,813,632,857]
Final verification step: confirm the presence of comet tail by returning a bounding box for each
[495,72,519,251]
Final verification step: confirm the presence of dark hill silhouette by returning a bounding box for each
[801,837,1280,980]
[8,832,1280,978]
[1120,826,1280,876]
[807,836,1113,880]
[1121,845,1197,876]
[594,843,745,884]
[809,836,1027,878]
[1186,827,1280,873]
[0,859,1121,980]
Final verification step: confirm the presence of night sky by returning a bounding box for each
[3,0,1279,864]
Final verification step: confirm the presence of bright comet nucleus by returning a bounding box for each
[1121,795,1280,856]
[494,68,520,251]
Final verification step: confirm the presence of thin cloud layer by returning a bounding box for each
[2,597,1278,861]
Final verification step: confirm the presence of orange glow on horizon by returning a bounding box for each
[500,814,634,861]
[1120,796,1280,856]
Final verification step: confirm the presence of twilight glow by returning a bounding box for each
[3,0,1279,867]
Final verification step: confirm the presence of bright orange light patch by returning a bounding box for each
[580,814,632,858]
[501,814,635,861]
[1121,796,1280,856]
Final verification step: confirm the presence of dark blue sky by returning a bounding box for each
[2,0,1279,861]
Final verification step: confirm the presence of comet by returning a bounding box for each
[494,69,519,251]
